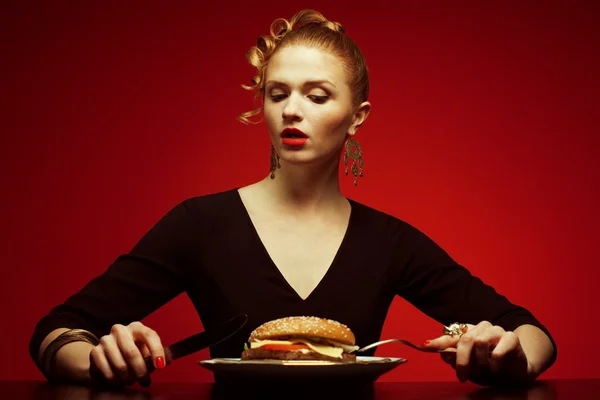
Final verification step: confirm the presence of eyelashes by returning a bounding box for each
[270,94,287,102]
[309,95,328,104]
[269,94,329,104]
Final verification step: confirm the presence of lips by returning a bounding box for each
[281,128,307,139]
[281,128,308,146]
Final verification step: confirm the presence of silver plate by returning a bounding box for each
[199,356,407,380]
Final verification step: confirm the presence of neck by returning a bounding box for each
[258,153,346,212]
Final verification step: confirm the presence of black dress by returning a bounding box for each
[29,189,556,374]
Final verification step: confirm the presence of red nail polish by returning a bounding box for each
[422,340,431,346]
[155,356,165,369]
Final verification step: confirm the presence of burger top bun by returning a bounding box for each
[249,316,356,346]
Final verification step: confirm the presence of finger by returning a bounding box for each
[453,322,490,382]
[472,321,493,333]
[472,325,503,370]
[130,323,166,370]
[423,323,476,350]
[134,344,155,387]
[99,334,129,382]
[122,365,140,387]
[423,335,460,350]
[89,345,115,382]
[455,334,475,382]
[475,325,505,368]
[472,338,489,372]
[477,325,505,350]
[490,331,520,373]
[138,343,151,359]
[113,324,148,382]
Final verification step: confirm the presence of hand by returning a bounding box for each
[422,321,532,386]
[89,322,167,388]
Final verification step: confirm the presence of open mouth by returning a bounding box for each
[281,128,307,138]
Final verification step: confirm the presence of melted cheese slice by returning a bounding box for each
[250,339,344,358]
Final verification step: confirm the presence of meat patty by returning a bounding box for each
[241,348,356,362]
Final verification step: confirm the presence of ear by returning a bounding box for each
[348,101,371,136]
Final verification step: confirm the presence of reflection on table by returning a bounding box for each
[5,379,599,400]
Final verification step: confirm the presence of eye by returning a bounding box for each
[309,95,328,104]
[270,94,287,102]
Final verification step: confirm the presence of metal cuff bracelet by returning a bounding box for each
[41,329,100,381]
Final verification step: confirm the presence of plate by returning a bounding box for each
[199,356,406,381]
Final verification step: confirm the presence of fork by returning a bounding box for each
[357,338,457,354]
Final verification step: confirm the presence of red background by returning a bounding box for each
[2,0,599,382]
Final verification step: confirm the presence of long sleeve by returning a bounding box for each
[391,223,557,365]
[29,200,198,372]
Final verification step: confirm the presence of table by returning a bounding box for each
[1,379,599,399]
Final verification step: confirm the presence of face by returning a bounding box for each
[263,45,368,166]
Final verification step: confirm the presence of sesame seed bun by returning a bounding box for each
[248,316,356,346]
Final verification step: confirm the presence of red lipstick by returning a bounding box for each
[281,128,308,146]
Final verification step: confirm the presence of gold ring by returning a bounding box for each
[443,322,468,337]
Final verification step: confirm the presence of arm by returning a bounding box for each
[515,323,555,378]
[38,329,95,383]
[392,224,556,385]
[30,200,198,384]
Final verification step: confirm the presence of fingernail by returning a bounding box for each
[421,340,431,346]
[155,356,165,369]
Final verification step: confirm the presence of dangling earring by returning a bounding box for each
[270,144,281,179]
[344,136,364,186]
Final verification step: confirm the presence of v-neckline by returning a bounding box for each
[234,189,354,302]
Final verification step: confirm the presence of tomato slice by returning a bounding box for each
[261,344,310,351]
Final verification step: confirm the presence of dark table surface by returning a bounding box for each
[2,379,599,400]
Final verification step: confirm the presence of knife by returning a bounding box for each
[144,313,248,373]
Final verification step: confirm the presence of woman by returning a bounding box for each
[30,10,556,388]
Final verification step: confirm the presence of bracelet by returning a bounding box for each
[41,329,100,381]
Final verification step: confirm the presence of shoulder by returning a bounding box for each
[178,188,240,212]
[349,200,458,274]
[160,188,241,228]
[348,199,441,251]
[349,199,420,235]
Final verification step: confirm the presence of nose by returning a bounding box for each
[281,93,303,121]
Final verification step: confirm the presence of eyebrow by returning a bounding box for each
[265,80,337,89]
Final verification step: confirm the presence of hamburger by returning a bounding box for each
[241,316,359,361]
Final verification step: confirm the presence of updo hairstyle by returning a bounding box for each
[238,9,369,124]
